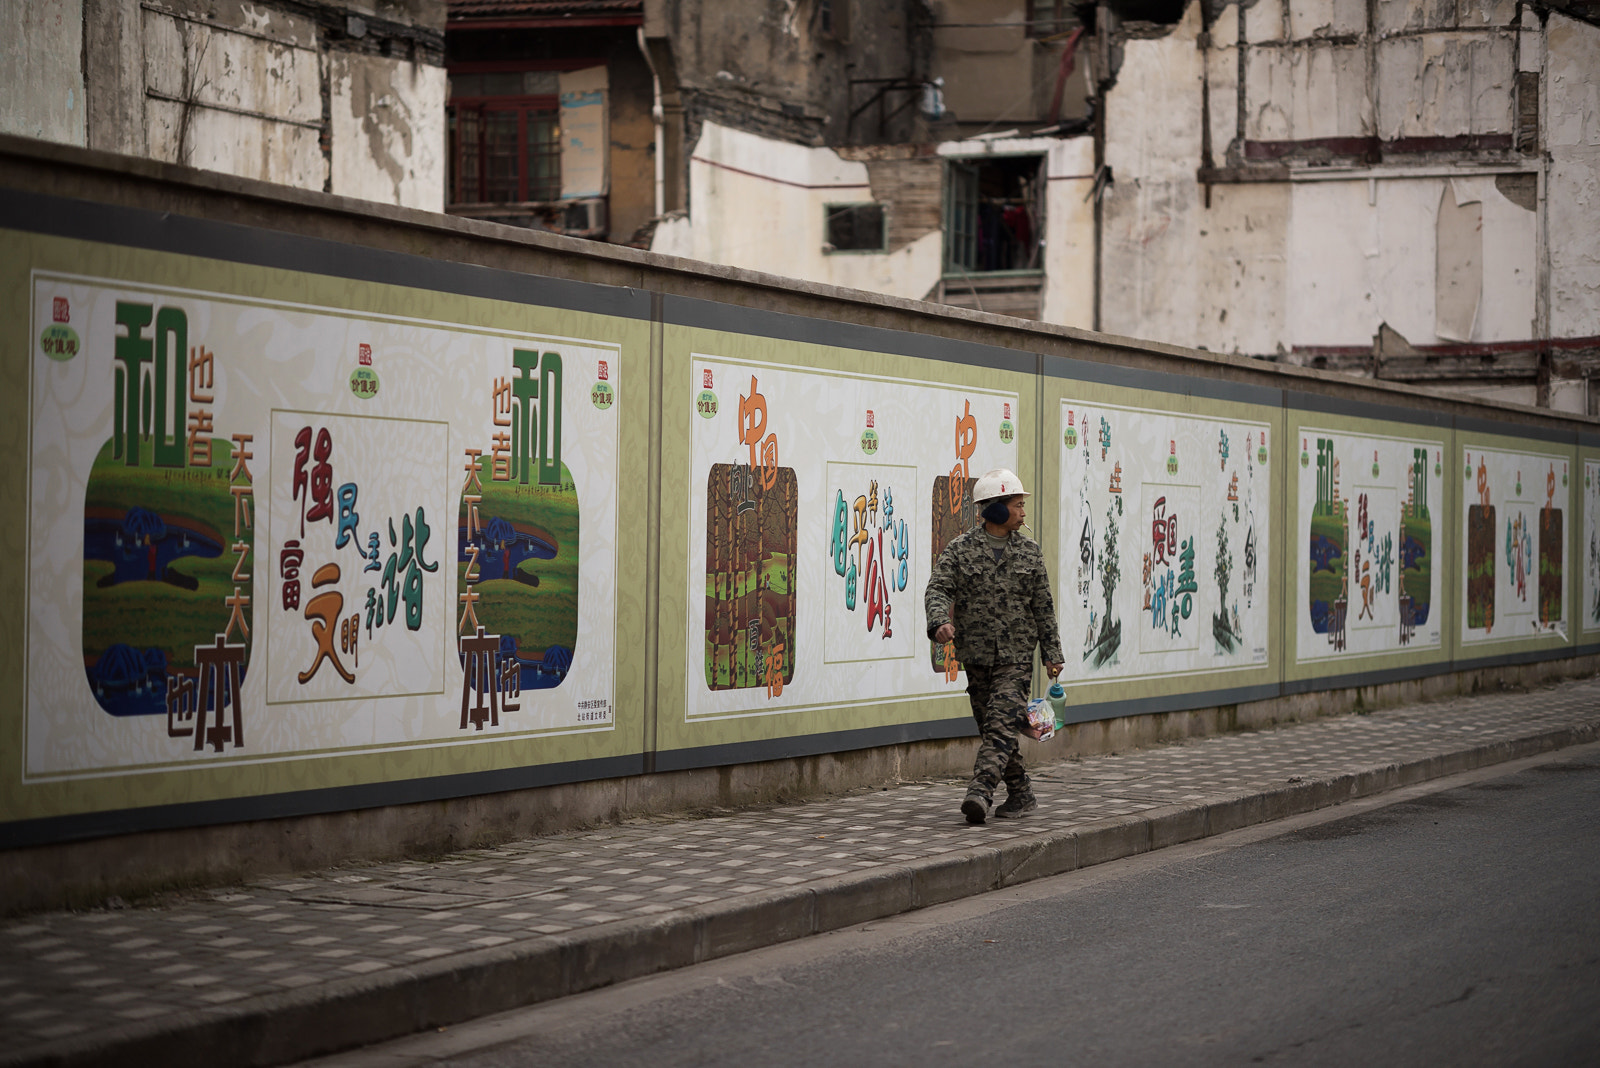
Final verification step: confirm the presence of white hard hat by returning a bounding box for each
[972,468,1028,503]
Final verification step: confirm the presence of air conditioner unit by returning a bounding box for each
[561,197,608,239]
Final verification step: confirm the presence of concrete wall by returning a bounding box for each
[0,0,86,147]
[928,0,1092,138]
[3,133,1598,910]
[11,0,446,209]
[1100,1,1211,345]
[1546,11,1600,340]
[1095,0,1599,409]
[607,39,663,244]
[141,2,327,188]
[650,0,929,148]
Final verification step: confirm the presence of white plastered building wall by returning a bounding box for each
[1039,136,1097,329]
[1098,0,1589,413]
[654,121,944,301]
[654,121,1097,327]
[330,53,447,212]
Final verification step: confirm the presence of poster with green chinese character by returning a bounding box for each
[25,274,621,782]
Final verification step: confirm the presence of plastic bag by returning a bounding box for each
[1023,698,1055,741]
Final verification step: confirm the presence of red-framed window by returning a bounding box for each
[448,66,577,205]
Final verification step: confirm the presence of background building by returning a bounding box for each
[4,0,1597,412]
[1,0,448,209]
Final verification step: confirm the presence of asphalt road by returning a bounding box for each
[310,744,1600,1068]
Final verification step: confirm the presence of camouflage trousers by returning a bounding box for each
[964,662,1033,802]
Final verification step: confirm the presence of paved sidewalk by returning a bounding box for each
[5,674,1599,1068]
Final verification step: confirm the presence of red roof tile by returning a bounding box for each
[449,0,643,18]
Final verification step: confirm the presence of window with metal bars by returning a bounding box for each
[449,71,561,205]
[1026,0,1074,37]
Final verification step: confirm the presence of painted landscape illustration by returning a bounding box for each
[705,462,797,691]
[82,436,250,723]
[1307,440,1433,650]
[456,456,579,690]
[929,473,976,674]
[1466,455,1501,632]
[1398,448,1434,638]
[1307,439,1349,645]
[1538,463,1563,626]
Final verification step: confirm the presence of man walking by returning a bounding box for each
[925,468,1064,824]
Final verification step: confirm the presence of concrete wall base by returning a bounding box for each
[8,654,1595,917]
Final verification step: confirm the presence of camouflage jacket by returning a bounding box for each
[924,527,1064,667]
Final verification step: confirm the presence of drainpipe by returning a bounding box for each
[638,27,665,218]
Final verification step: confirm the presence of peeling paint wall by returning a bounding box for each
[1100,2,1208,342]
[1098,0,1594,409]
[1546,11,1600,339]
[15,0,445,209]
[0,0,87,146]
[1285,175,1536,349]
[143,5,326,189]
[331,51,445,210]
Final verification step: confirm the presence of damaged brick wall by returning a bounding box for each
[656,0,929,162]
[836,142,943,253]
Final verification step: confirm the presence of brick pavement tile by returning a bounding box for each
[2,676,1595,1058]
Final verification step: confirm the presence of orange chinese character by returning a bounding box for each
[224,585,251,642]
[458,583,481,635]
[231,485,253,538]
[759,434,780,490]
[954,400,976,479]
[298,563,354,684]
[492,377,513,426]
[341,613,360,668]
[765,642,785,698]
[188,346,214,403]
[738,376,768,468]
[490,431,512,482]
[186,408,214,467]
[229,433,254,483]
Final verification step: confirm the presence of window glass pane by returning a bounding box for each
[948,164,978,271]
[826,204,885,251]
[484,110,521,202]
[455,107,482,202]
[449,73,483,99]
[481,71,526,96]
[526,110,561,202]
[523,71,559,95]
[1026,0,1063,36]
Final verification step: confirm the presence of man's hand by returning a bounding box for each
[1045,662,1063,679]
[934,623,955,644]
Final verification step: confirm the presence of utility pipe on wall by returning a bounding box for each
[638,27,665,218]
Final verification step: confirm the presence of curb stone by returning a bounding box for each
[8,719,1597,1068]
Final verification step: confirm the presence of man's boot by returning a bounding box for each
[994,792,1038,819]
[961,790,991,825]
